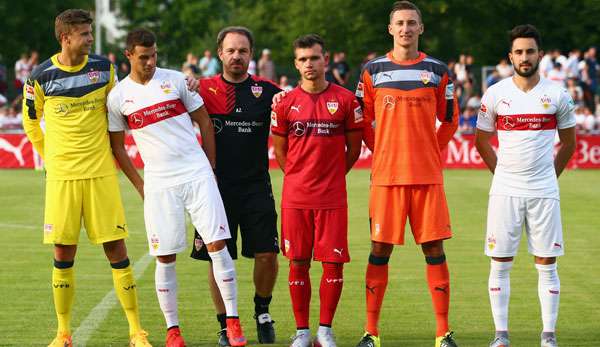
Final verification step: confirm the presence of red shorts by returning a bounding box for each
[281,207,349,263]
[369,184,452,245]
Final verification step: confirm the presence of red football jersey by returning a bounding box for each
[271,83,364,209]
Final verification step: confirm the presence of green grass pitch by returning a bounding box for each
[1,169,598,346]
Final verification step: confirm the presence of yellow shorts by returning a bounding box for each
[43,175,128,245]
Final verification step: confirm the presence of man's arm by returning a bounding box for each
[272,134,288,172]
[22,79,45,158]
[357,70,375,151]
[475,128,497,174]
[189,105,216,169]
[345,131,362,173]
[109,131,145,199]
[555,126,576,177]
[436,73,459,150]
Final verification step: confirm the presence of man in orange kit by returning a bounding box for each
[354,2,459,347]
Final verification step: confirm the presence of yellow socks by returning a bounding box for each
[111,258,142,336]
[52,260,75,335]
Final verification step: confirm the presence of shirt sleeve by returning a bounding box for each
[270,100,288,137]
[21,77,46,157]
[107,89,128,132]
[357,68,375,150]
[176,72,204,112]
[556,88,576,129]
[345,96,365,131]
[435,72,459,150]
[476,89,497,132]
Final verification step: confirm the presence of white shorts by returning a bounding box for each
[485,195,564,258]
[144,176,231,256]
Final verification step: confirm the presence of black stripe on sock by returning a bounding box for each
[110,258,130,269]
[368,254,390,265]
[54,259,74,269]
[425,254,446,265]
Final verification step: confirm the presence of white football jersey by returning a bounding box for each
[477,77,576,199]
[108,68,212,190]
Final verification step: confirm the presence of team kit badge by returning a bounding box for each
[251,85,263,98]
[420,70,432,84]
[327,101,338,115]
[87,70,100,83]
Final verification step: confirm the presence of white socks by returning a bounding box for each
[489,260,512,332]
[536,263,560,332]
[155,260,179,328]
[209,247,238,317]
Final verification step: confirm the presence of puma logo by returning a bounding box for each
[382,72,393,80]
[291,105,301,113]
[209,87,218,95]
[0,137,29,166]
[333,248,343,256]
[366,285,376,294]
[116,225,126,232]
[435,286,448,294]
[123,284,137,290]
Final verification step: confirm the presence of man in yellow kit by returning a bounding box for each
[22,9,151,347]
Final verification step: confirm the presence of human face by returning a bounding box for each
[218,33,252,77]
[63,23,93,56]
[294,44,328,81]
[509,38,542,78]
[388,10,423,49]
[126,44,157,80]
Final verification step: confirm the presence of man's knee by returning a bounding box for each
[421,240,444,258]
[255,252,278,265]
[103,239,128,263]
[157,254,176,263]
[206,239,227,252]
[370,241,393,257]
[54,244,77,262]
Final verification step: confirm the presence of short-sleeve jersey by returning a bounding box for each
[271,83,364,209]
[22,54,117,180]
[199,74,281,185]
[477,77,576,199]
[107,68,212,190]
[356,52,459,186]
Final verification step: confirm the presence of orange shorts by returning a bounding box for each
[369,184,452,245]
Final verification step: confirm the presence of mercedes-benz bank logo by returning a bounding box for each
[131,113,144,128]
[383,95,395,110]
[291,121,305,136]
[212,118,223,134]
[503,116,514,130]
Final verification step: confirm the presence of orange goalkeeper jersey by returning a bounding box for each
[357,52,458,186]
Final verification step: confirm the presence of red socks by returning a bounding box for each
[426,255,450,336]
[319,262,344,326]
[289,262,311,329]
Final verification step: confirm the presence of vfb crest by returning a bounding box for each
[420,70,432,84]
[251,85,263,98]
[87,70,100,83]
[326,101,338,115]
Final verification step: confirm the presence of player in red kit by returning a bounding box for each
[271,34,364,347]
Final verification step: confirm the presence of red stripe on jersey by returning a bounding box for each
[127,99,187,129]
[496,114,557,131]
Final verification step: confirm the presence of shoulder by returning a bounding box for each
[156,67,186,81]
[30,57,55,81]
[361,54,391,76]
[329,83,355,100]
[422,54,452,77]
[250,74,281,91]
[87,54,112,71]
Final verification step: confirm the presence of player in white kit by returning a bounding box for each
[107,29,247,347]
[475,25,576,347]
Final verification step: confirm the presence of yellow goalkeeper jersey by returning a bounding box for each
[22,53,117,180]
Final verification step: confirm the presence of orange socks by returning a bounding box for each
[426,255,450,336]
[364,255,389,336]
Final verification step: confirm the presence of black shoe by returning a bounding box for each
[217,328,230,347]
[255,313,275,344]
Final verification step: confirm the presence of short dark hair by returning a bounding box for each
[389,1,422,23]
[509,24,542,50]
[55,9,93,43]
[126,28,156,52]
[217,26,254,51]
[293,34,326,53]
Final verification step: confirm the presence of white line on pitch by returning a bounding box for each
[0,222,38,230]
[72,253,153,347]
